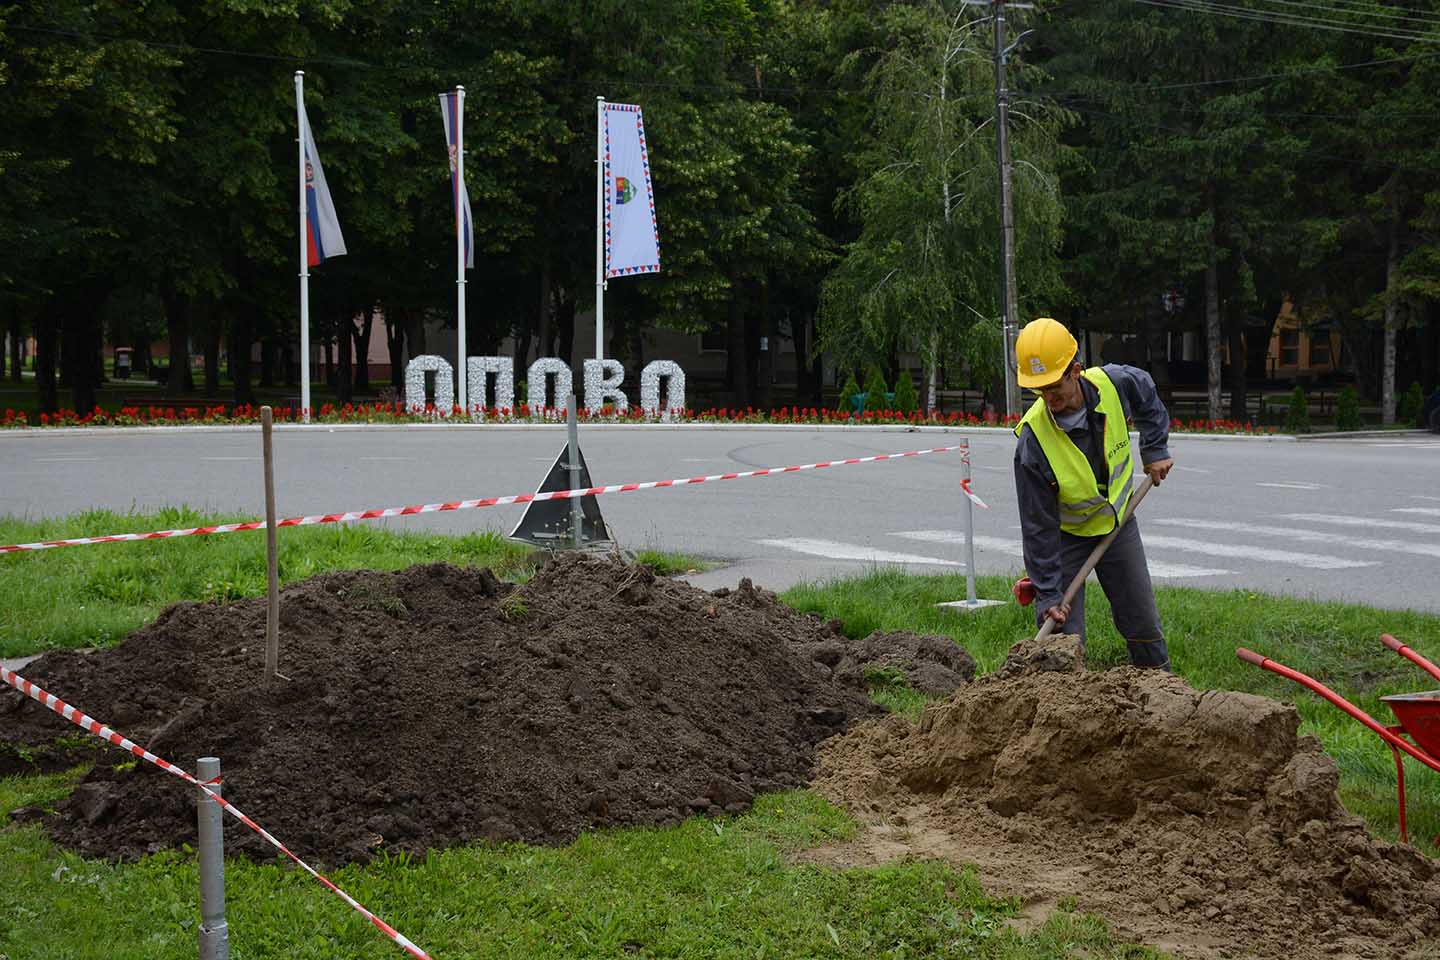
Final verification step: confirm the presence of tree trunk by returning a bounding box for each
[1205,224,1222,421]
[60,294,99,414]
[353,306,373,393]
[556,293,576,370]
[1226,317,1247,422]
[260,336,275,387]
[1382,189,1401,426]
[231,306,255,405]
[335,309,354,405]
[925,330,939,413]
[35,305,59,414]
[792,310,810,401]
[386,310,406,387]
[536,259,552,362]
[202,311,221,398]
[758,279,774,410]
[9,310,22,382]
[161,287,192,397]
[1420,302,1438,394]
[726,273,750,405]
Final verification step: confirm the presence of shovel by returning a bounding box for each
[1032,475,1155,643]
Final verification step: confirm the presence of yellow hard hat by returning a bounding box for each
[1015,317,1078,388]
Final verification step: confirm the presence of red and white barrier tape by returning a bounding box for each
[1,665,433,960]
[0,443,971,554]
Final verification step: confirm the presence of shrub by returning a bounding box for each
[836,372,861,412]
[1284,386,1310,434]
[862,365,889,413]
[1399,381,1424,427]
[893,369,919,414]
[1335,386,1361,431]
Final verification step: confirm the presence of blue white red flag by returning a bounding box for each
[439,91,475,270]
[299,101,346,266]
[602,103,660,278]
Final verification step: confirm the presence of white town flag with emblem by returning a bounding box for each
[602,103,660,277]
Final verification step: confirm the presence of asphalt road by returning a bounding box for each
[2,424,1438,613]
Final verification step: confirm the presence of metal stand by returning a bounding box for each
[938,441,1004,614]
[197,757,229,960]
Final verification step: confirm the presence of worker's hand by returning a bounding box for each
[1144,458,1174,486]
[1043,602,1070,625]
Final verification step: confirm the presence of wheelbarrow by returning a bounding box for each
[1236,634,1440,846]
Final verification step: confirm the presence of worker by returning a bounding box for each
[1012,317,1174,669]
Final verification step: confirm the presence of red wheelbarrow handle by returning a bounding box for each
[1234,648,1440,775]
[1381,634,1440,685]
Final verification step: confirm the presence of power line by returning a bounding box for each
[1135,0,1440,44]
[1252,0,1440,26]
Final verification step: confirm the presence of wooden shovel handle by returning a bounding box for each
[1032,475,1155,643]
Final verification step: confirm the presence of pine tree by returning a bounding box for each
[1284,386,1311,434]
[893,368,919,414]
[836,372,861,412]
[1399,381,1424,428]
[1335,387,1361,432]
[863,365,889,413]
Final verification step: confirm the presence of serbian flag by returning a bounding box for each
[439,90,474,269]
[602,103,660,277]
[300,102,346,266]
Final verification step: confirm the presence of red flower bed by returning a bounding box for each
[1,404,1277,434]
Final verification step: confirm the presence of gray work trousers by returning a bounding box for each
[1036,516,1171,669]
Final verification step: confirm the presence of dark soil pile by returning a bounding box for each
[809,635,1440,960]
[0,556,976,865]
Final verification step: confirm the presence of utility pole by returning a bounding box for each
[991,0,1031,419]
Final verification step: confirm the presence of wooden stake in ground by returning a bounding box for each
[261,406,281,683]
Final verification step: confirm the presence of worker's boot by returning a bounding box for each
[1125,638,1171,672]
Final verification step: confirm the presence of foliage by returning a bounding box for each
[893,368,919,414]
[818,1,1070,379]
[835,372,861,412]
[1336,386,1361,432]
[1284,386,1310,434]
[1398,381,1424,428]
[862,365,889,413]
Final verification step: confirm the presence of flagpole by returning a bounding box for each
[295,71,311,424]
[455,85,468,416]
[594,96,605,361]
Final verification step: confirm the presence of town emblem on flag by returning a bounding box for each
[615,175,636,204]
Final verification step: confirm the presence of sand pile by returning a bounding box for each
[810,636,1440,959]
[0,555,971,866]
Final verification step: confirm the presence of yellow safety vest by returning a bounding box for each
[1015,367,1134,537]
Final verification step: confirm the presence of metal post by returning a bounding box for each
[993,1,1022,420]
[261,407,280,684]
[567,394,582,549]
[294,72,311,424]
[963,446,978,605]
[935,439,1004,614]
[595,97,606,361]
[456,85,468,417]
[196,757,229,960]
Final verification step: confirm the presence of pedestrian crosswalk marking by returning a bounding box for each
[1139,534,1376,570]
[890,530,1232,579]
[1281,513,1440,536]
[1155,518,1440,560]
[1257,481,1325,490]
[1392,507,1440,517]
[756,538,963,567]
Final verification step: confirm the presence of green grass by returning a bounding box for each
[0,510,541,658]
[0,780,1163,959]
[631,548,716,577]
[783,569,1440,856]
